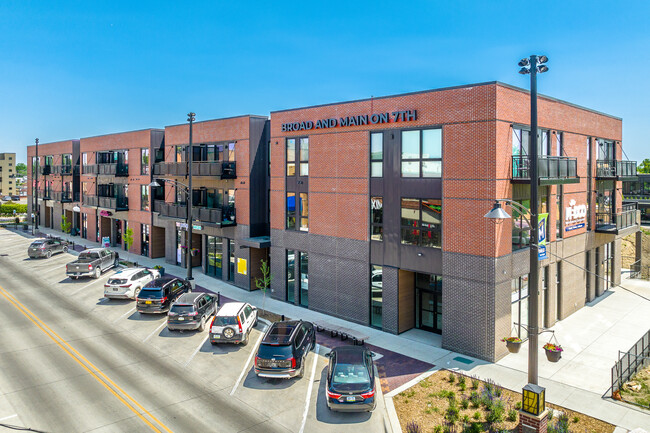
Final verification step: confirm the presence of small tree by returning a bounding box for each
[255,259,272,314]
[60,215,72,234]
[123,227,134,251]
[638,158,650,174]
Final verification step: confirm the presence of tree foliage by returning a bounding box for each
[638,158,650,174]
[0,203,27,215]
[60,215,71,234]
[255,259,272,314]
[15,162,27,176]
[123,227,134,251]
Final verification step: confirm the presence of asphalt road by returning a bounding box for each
[0,229,387,433]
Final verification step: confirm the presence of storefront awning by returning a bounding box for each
[239,236,271,248]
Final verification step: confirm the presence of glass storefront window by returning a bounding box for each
[371,197,383,241]
[286,192,296,229]
[370,133,383,177]
[228,239,235,282]
[370,265,382,329]
[299,137,309,176]
[286,138,296,176]
[141,224,150,257]
[299,251,308,307]
[299,193,308,231]
[511,275,529,339]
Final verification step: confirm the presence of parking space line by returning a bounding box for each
[113,307,136,323]
[230,332,265,396]
[183,334,210,368]
[70,278,108,296]
[298,344,320,433]
[0,414,17,422]
[142,321,167,343]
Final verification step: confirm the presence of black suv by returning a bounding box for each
[136,277,191,314]
[254,320,315,379]
[167,292,218,331]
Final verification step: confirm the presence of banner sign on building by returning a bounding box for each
[282,110,417,132]
[237,258,247,275]
[101,236,110,248]
[565,199,587,232]
[538,213,548,260]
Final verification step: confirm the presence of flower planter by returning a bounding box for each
[506,340,522,353]
[545,348,562,362]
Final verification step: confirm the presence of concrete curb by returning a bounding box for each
[383,368,438,433]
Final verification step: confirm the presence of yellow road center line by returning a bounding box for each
[0,284,173,433]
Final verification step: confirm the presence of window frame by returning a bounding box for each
[370,132,384,178]
[370,196,383,241]
[400,198,442,248]
[400,128,442,178]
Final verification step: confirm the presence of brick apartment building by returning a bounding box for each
[0,153,17,196]
[26,81,641,361]
[27,141,80,230]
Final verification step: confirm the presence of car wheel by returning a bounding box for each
[71,275,78,280]
[199,317,206,332]
[254,314,258,327]
[133,287,141,299]
[46,250,52,259]
[241,331,250,346]
[93,267,100,279]
[63,246,68,253]
[297,358,305,379]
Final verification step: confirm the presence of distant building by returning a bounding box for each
[0,153,17,196]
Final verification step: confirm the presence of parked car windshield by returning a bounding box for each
[213,316,238,326]
[256,344,293,359]
[107,278,127,285]
[30,241,44,246]
[170,305,194,314]
[138,289,163,299]
[331,363,371,385]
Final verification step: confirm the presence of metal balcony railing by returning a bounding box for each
[616,161,637,179]
[152,161,237,179]
[511,156,579,184]
[595,202,639,233]
[82,165,98,175]
[154,200,236,226]
[82,195,99,207]
[596,160,638,179]
[97,163,129,176]
[54,165,73,175]
[53,191,74,202]
[97,196,128,211]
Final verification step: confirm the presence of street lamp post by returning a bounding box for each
[187,112,195,284]
[34,138,39,230]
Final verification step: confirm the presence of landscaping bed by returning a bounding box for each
[393,370,614,433]
[618,364,650,409]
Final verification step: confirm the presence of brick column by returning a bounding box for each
[519,410,549,433]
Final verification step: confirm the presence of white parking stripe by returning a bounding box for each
[0,414,18,422]
[69,278,107,296]
[183,334,210,368]
[230,332,265,396]
[298,344,320,433]
[113,307,136,323]
[142,321,167,343]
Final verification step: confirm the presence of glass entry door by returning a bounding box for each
[415,273,442,334]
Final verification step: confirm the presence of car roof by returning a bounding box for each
[331,345,370,363]
[174,292,202,304]
[83,248,107,253]
[113,267,147,277]
[262,321,301,345]
[216,302,247,316]
[143,276,176,288]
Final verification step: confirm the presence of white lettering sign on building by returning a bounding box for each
[565,199,587,232]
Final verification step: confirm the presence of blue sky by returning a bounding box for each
[1,1,648,164]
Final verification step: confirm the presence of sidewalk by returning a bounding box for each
[21,227,650,430]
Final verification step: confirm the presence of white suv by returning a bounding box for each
[210,302,258,346]
[104,268,160,299]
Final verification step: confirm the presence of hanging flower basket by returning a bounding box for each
[543,343,563,362]
[502,336,523,353]
[190,248,200,257]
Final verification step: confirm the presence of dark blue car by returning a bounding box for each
[326,346,377,412]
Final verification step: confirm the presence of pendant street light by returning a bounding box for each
[486,55,550,432]
[187,112,195,285]
[34,138,39,231]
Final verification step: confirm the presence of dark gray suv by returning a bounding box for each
[28,238,69,258]
[167,292,218,331]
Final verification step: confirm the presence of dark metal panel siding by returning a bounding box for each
[249,117,270,238]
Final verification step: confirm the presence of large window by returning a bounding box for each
[286,192,308,231]
[286,138,296,176]
[370,133,383,177]
[400,198,442,248]
[175,146,183,163]
[141,185,150,211]
[141,149,150,175]
[287,250,295,303]
[401,128,442,177]
[286,192,296,229]
[371,197,383,241]
[370,265,382,329]
[299,193,308,231]
[81,213,87,239]
[228,239,235,282]
[299,138,309,176]
[511,275,529,339]
[299,251,308,307]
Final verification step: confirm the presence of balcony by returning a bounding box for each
[152,161,236,179]
[98,163,129,176]
[53,191,78,203]
[54,165,73,175]
[154,200,236,227]
[40,165,52,176]
[98,196,129,211]
[39,189,53,200]
[82,165,98,175]
[511,156,579,185]
[595,202,639,234]
[596,160,638,180]
[82,195,99,207]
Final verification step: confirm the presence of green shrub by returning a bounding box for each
[448,372,456,383]
[0,203,27,215]
[459,382,467,392]
[445,400,460,424]
[433,426,443,433]
[462,414,470,424]
[514,401,522,410]
[507,409,518,422]
[472,411,481,420]
[572,416,579,423]
[486,399,505,425]
[460,398,469,409]
[458,375,466,386]
[469,391,481,408]
[463,423,482,433]
[405,421,422,433]
[471,376,480,390]
[548,414,570,433]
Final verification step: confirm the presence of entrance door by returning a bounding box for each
[415,273,442,334]
[115,220,122,247]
